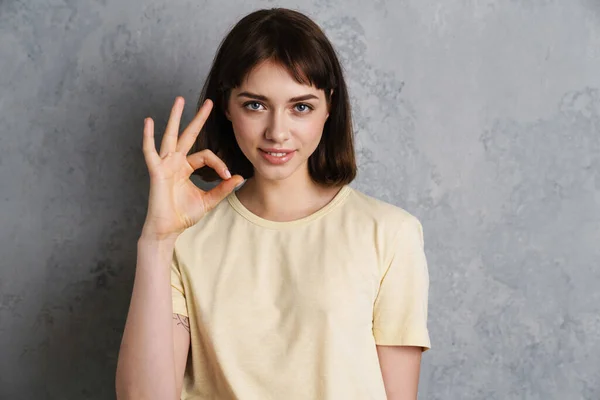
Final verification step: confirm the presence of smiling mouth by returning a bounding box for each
[259,149,296,164]
[259,149,295,156]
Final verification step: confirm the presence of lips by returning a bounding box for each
[260,148,295,154]
[259,148,296,164]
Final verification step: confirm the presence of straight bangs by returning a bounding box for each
[217,16,337,103]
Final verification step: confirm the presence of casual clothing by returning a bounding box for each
[171,184,431,399]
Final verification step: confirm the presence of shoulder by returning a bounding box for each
[345,186,423,232]
[343,187,425,274]
[345,187,425,253]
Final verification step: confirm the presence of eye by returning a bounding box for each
[294,103,314,113]
[243,101,265,111]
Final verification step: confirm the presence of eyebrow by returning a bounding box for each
[236,91,319,102]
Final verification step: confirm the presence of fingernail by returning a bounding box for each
[224,169,231,179]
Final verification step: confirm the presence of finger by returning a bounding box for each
[176,99,213,155]
[202,175,245,212]
[159,96,184,158]
[186,149,232,180]
[142,118,161,169]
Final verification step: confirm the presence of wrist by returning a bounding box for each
[138,231,179,247]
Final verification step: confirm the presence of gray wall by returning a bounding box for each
[1,0,599,399]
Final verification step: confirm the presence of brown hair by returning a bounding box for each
[191,8,357,186]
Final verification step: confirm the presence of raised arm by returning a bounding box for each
[115,96,243,399]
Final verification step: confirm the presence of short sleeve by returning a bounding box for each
[171,247,189,317]
[373,216,431,351]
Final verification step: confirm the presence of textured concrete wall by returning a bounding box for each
[1,0,599,399]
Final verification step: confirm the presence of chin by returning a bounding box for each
[254,166,298,181]
[253,159,308,182]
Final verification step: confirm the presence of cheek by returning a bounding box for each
[301,119,327,144]
[230,114,261,144]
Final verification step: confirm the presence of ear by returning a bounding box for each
[326,88,334,119]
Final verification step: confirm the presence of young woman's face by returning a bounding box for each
[225,60,330,183]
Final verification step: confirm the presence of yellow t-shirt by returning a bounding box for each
[171,184,431,399]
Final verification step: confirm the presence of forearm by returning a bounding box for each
[116,237,179,400]
[377,345,422,400]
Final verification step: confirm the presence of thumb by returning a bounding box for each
[202,175,245,212]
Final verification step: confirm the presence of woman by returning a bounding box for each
[116,7,431,400]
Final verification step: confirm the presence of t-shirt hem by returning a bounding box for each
[171,285,189,317]
[172,307,188,317]
[373,328,431,352]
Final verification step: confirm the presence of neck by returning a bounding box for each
[236,170,342,222]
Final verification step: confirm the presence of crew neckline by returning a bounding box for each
[227,184,352,229]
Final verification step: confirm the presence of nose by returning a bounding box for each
[265,110,290,143]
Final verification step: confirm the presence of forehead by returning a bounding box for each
[240,60,320,94]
